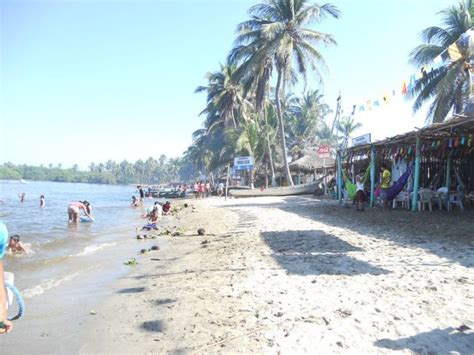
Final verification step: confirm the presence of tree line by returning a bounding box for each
[0,156,194,185]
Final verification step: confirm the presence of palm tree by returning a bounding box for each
[409,0,472,123]
[337,116,362,150]
[195,64,251,130]
[287,89,331,157]
[225,118,267,188]
[231,0,340,186]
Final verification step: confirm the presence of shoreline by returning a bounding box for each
[3,195,474,354]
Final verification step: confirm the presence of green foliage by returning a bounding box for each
[409,0,472,123]
[0,167,22,180]
[0,156,189,185]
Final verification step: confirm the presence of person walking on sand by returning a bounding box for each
[68,201,93,223]
[380,163,391,210]
[0,222,14,334]
[40,195,45,208]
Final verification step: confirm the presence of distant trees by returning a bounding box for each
[0,156,188,185]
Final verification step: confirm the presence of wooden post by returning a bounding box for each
[370,145,376,208]
[411,135,421,212]
[225,164,230,201]
[446,151,452,206]
[337,151,343,203]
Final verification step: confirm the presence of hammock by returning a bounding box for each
[386,167,412,201]
[343,167,370,200]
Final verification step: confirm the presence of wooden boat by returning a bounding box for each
[230,180,320,198]
[151,190,186,199]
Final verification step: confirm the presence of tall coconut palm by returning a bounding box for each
[337,116,362,150]
[195,64,251,130]
[409,0,472,123]
[287,89,331,157]
[230,0,340,186]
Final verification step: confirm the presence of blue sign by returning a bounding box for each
[234,156,254,171]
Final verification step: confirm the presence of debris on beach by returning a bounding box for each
[140,249,148,254]
[124,258,137,265]
[201,239,209,245]
[197,228,205,236]
[136,234,144,240]
[150,245,160,251]
[89,310,97,315]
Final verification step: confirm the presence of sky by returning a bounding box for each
[0,0,458,169]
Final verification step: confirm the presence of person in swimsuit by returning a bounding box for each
[68,201,92,223]
[0,222,14,333]
[40,195,45,208]
[142,207,159,231]
[7,235,26,254]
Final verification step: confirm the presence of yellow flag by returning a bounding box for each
[448,43,462,61]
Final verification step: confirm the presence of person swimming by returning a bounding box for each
[7,235,26,254]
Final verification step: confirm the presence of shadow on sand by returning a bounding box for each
[261,229,389,276]
[374,327,474,354]
[226,196,474,268]
[117,287,146,294]
[141,320,165,333]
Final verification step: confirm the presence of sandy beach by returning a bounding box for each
[62,195,472,354]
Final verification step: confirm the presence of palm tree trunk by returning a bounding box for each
[275,67,294,186]
[262,105,276,186]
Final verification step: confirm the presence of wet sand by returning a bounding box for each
[4,195,473,353]
[74,195,474,354]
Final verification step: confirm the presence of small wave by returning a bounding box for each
[22,271,81,299]
[73,242,117,257]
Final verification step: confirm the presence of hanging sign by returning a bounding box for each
[352,133,371,147]
[318,145,331,158]
[233,156,254,170]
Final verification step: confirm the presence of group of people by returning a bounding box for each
[130,186,173,231]
[193,181,225,198]
[351,163,392,211]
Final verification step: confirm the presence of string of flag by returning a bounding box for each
[343,28,474,115]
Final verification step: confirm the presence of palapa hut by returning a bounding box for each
[337,115,474,211]
[289,147,335,185]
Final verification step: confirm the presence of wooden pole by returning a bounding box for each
[446,151,452,206]
[411,135,421,212]
[225,164,230,201]
[337,151,343,203]
[370,145,376,208]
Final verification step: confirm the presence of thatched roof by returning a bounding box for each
[289,147,335,172]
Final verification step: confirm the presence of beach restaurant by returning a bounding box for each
[336,115,474,211]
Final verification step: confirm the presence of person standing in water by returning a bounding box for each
[18,193,25,203]
[40,195,45,208]
[68,201,93,223]
[0,222,14,333]
[137,186,145,204]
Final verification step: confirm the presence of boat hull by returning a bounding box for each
[230,181,319,198]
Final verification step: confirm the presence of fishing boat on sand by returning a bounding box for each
[230,180,321,198]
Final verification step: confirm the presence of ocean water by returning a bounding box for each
[0,180,164,300]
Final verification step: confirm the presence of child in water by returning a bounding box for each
[142,207,159,231]
[8,235,26,254]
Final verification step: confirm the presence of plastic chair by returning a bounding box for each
[418,188,434,212]
[448,185,465,212]
[392,191,410,210]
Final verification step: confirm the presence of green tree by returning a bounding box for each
[231,0,340,186]
[409,0,472,123]
[337,116,362,150]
